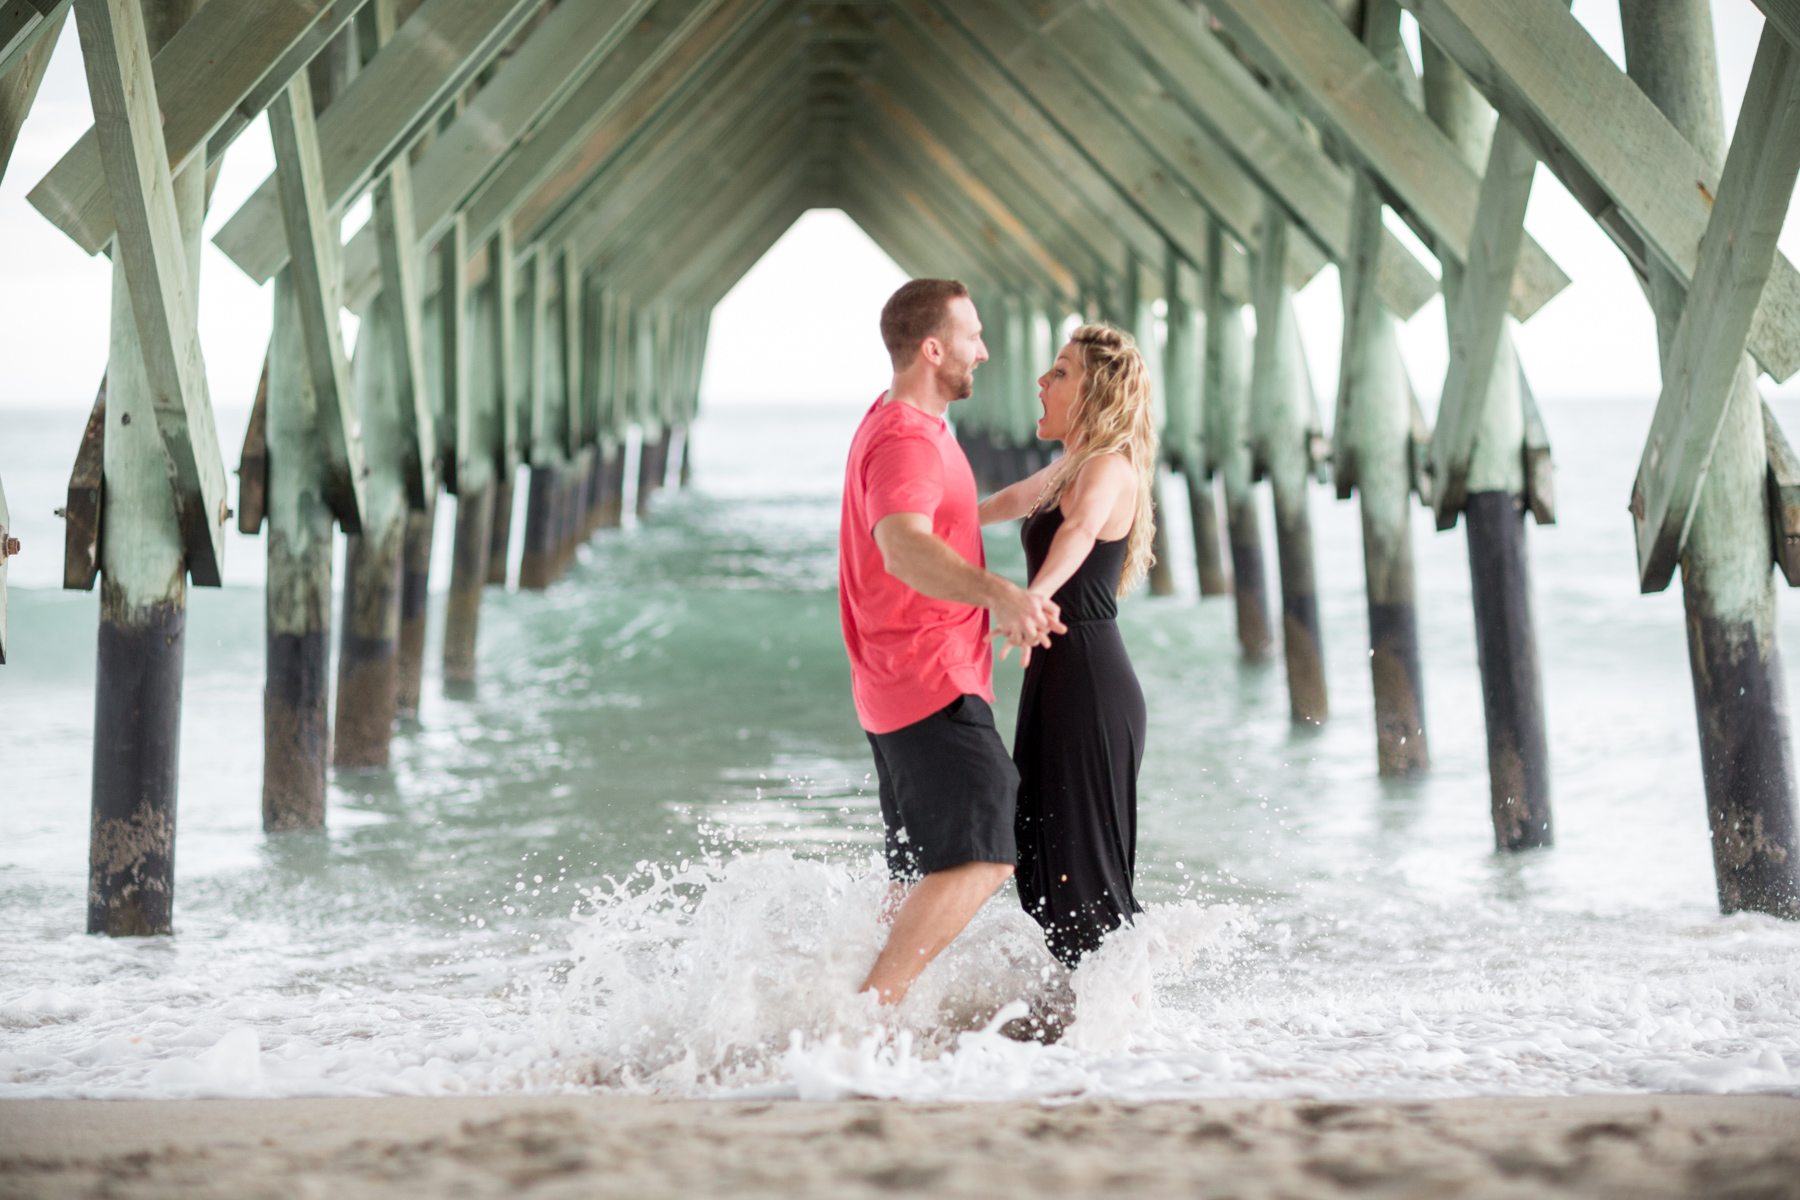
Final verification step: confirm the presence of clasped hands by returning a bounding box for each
[991,583,1065,667]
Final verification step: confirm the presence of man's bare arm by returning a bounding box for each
[872,513,1064,647]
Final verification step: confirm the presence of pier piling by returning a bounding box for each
[1622,0,1800,913]
[1251,202,1327,722]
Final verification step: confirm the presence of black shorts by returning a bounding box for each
[866,694,1019,881]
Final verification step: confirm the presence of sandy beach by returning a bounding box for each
[1,1094,1796,1198]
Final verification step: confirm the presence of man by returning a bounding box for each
[840,279,1064,1006]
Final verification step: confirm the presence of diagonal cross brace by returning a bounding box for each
[1428,118,1538,528]
[268,70,367,533]
[1630,26,1800,592]
[73,0,227,585]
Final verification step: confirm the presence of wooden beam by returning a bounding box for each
[863,63,1123,284]
[526,248,554,468]
[213,0,539,284]
[863,81,1079,299]
[561,247,582,453]
[1204,0,1567,323]
[852,118,1072,300]
[494,223,518,473]
[372,155,434,507]
[876,1,1164,274]
[441,212,470,494]
[0,0,66,82]
[1630,26,1800,590]
[1754,2,1800,55]
[1002,0,1444,320]
[0,2,61,183]
[381,0,659,250]
[73,0,227,585]
[61,377,106,587]
[1101,0,1544,322]
[552,33,806,277]
[476,0,772,248]
[1427,118,1537,527]
[939,0,1329,295]
[29,0,338,255]
[1408,0,1800,383]
[267,69,366,532]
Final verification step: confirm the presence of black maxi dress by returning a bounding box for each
[1013,504,1147,968]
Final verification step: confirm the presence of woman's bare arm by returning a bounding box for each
[977,460,1061,525]
[1025,454,1136,600]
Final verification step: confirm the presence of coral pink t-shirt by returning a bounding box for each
[839,395,994,734]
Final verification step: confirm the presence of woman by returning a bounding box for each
[978,323,1157,968]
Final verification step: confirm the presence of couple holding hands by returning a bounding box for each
[840,279,1157,1015]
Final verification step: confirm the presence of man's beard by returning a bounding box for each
[936,357,976,401]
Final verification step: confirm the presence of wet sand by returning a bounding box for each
[2,1094,1797,1198]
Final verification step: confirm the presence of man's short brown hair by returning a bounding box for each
[880,279,969,366]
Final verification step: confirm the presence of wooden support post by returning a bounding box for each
[1206,221,1270,657]
[1624,5,1800,916]
[80,0,217,934]
[1250,201,1327,721]
[519,465,558,589]
[1334,2,1428,777]
[600,445,625,527]
[637,430,669,518]
[394,499,433,719]
[1422,40,1550,844]
[442,481,493,692]
[334,299,407,770]
[0,470,14,662]
[263,267,334,830]
[484,225,517,584]
[1164,251,1227,597]
[266,68,368,533]
[486,474,513,587]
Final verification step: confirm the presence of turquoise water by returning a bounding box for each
[1,399,1798,1100]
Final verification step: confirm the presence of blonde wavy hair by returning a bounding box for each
[1032,323,1159,596]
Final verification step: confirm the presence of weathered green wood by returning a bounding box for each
[267,68,366,533]
[213,0,539,284]
[848,131,1033,292]
[861,66,1122,286]
[441,212,471,495]
[1765,399,1800,586]
[494,224,519,474]
[589,110,807,285]
[1427,118,1537,528]
[851,119,1068,300]
[61,378,107,588]
[874,3,1163,275]
[30,0,335,255]
[627,158,808,307]
[933,0,1326,302]
[1630,26,1800,591]
[1520,367,1554,525]
[1100,0,1443,321]
[73,0,227,585]
[0,0,66,81]
[561,247,582,455]
[553,40,807,272]
[1409,0,1800,383]
[999,0,1444,321]
[0,3,61,182]
[1204,0,1567,324]
[863,82,1077,299]
[526,247,555,469]
[371,155,433,507]
[481,0,770,248]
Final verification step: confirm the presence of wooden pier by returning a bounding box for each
[0,0,1797,925]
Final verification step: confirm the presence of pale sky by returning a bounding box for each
[0,0,1795,426]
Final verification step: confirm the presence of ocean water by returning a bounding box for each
[2,397,1799,1102]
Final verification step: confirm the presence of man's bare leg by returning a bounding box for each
[861,861,1014,1005]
